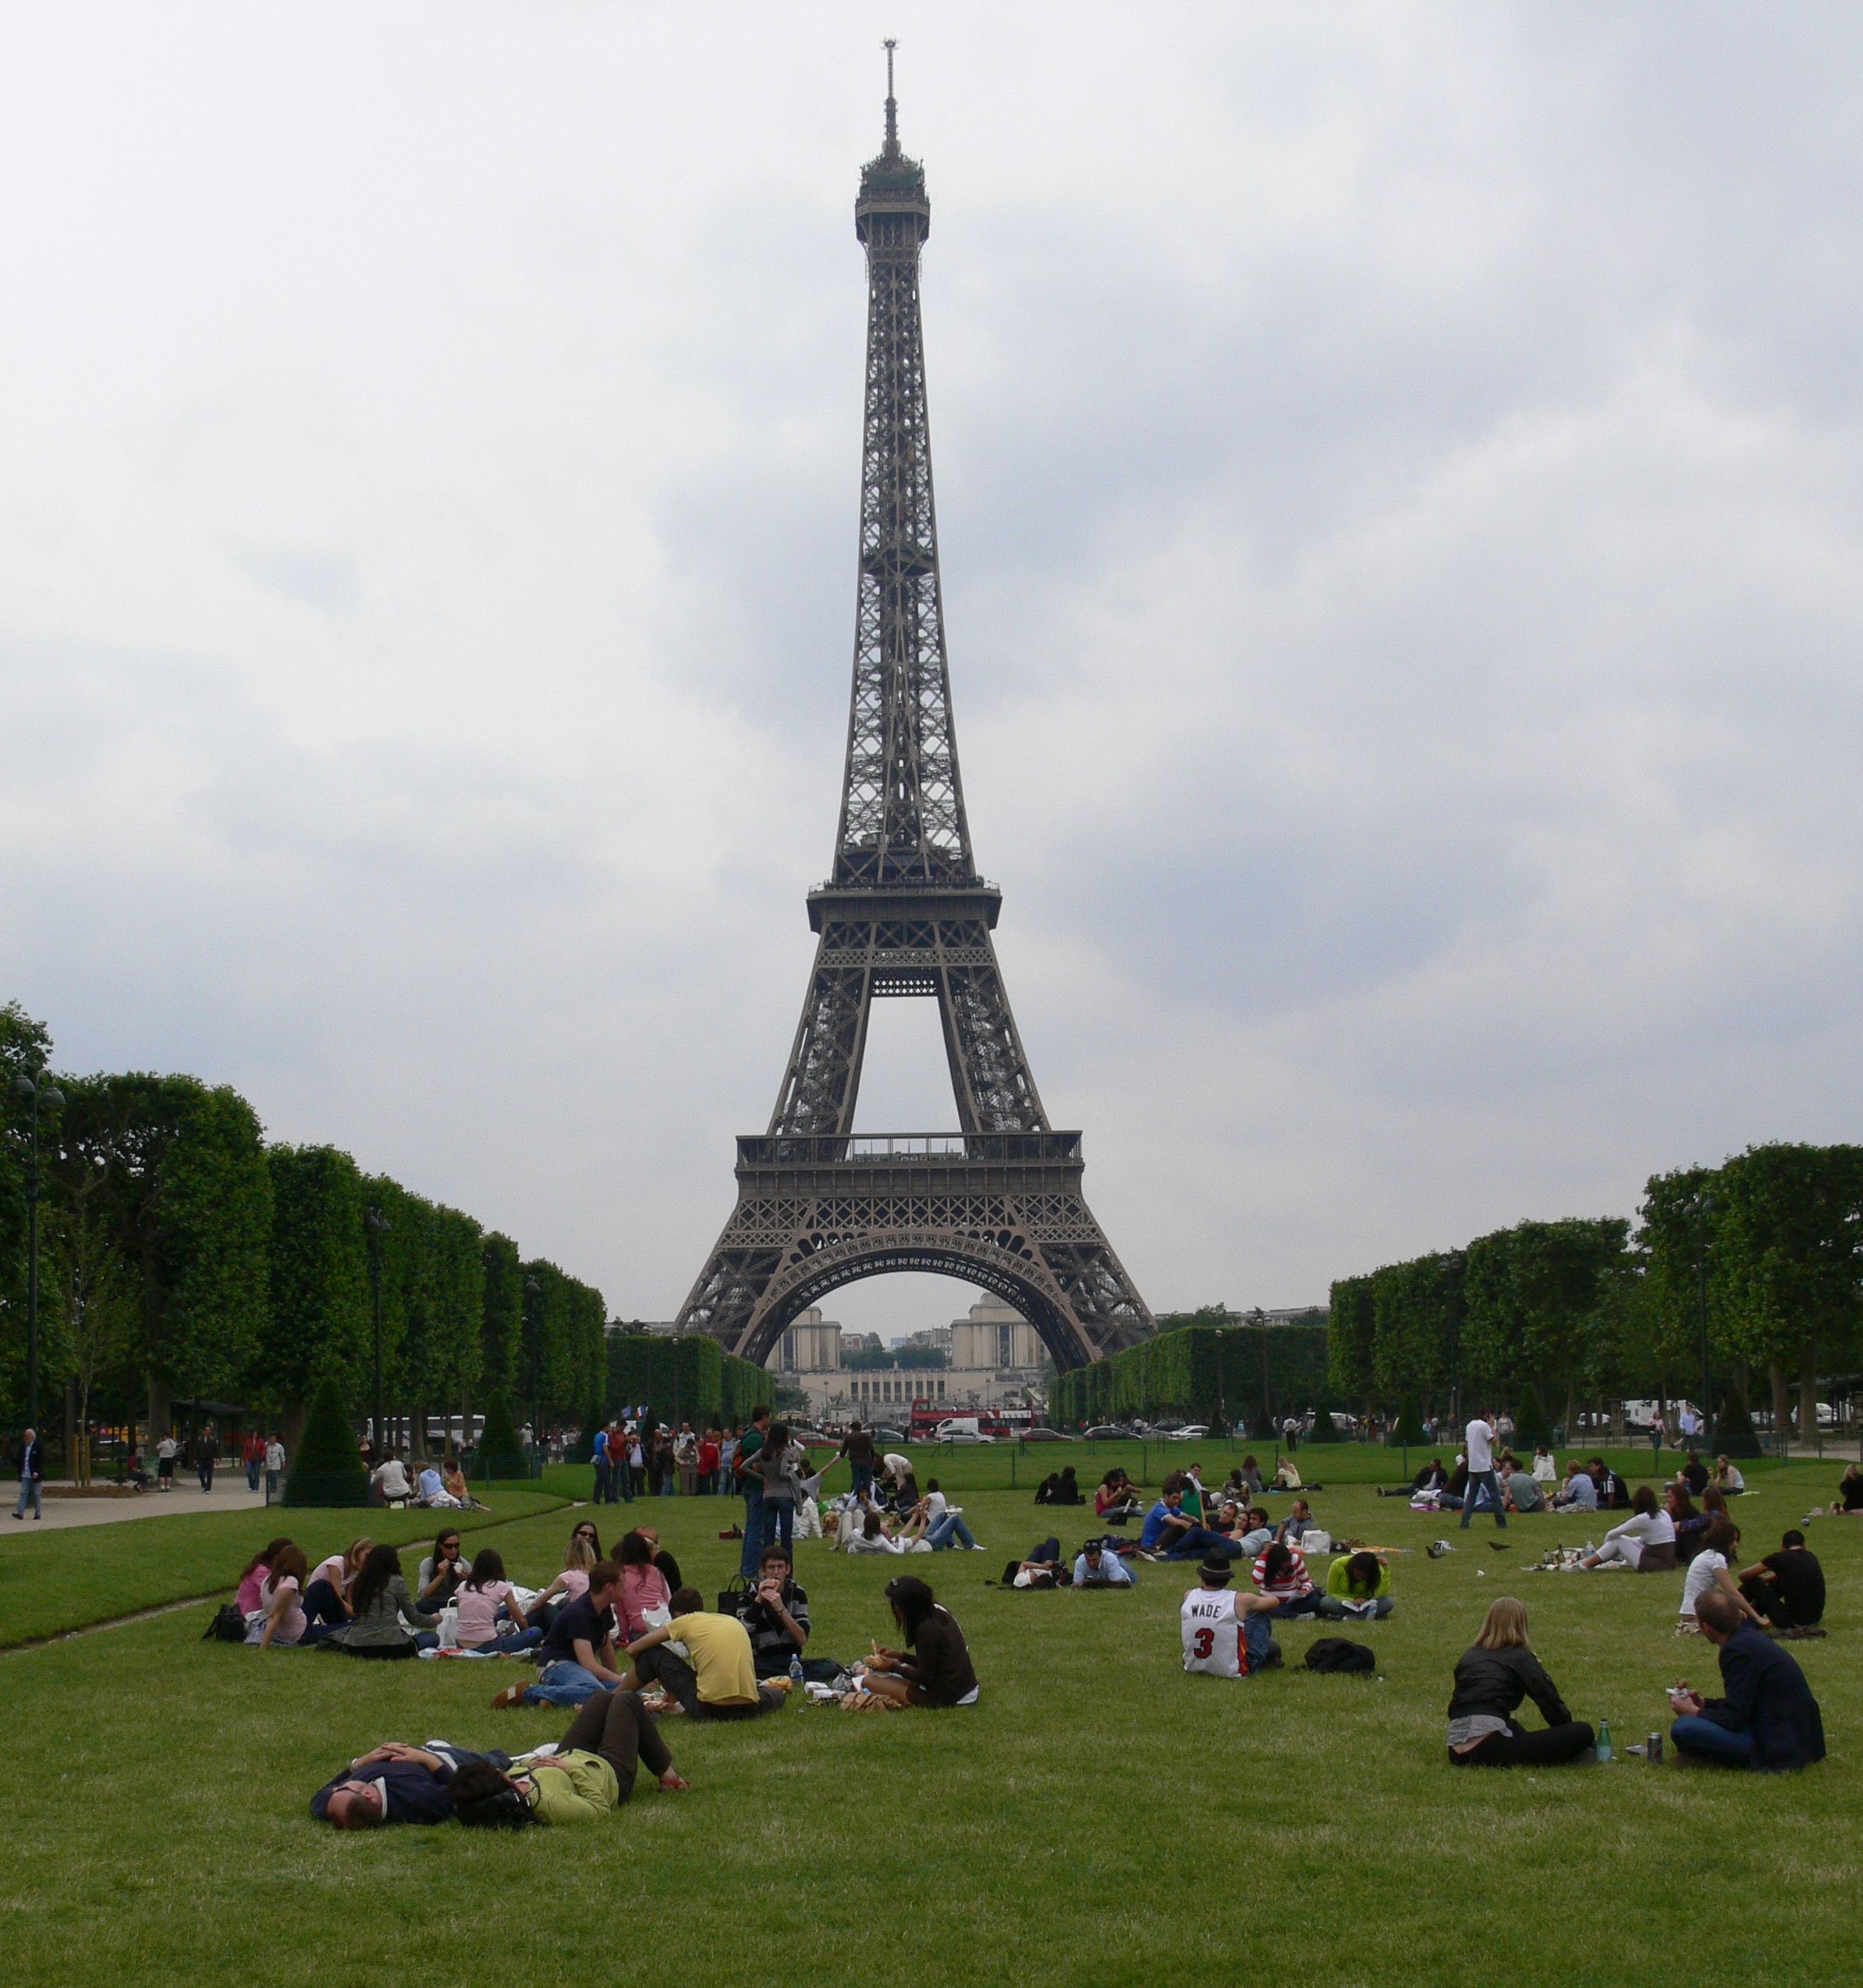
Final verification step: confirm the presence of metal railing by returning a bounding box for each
[738,1131,1081,1166]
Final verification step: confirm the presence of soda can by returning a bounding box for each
[1647,1731,1663,1764]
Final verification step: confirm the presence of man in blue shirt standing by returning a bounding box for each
[591,1423,611,1505]
[12,1429,43,1521]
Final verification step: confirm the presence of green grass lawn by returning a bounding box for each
[0,1484,568,1645]
[5,1459,1857,1988]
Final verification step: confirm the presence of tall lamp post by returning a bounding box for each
[10,1069,66,1432]
[364,1208,389,1462]
[1250,1306,1269,1441]
[1690,1188,1716,1434]
[523,1276,543,1468]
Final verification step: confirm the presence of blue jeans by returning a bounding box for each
[524,1661,609,1708]
[765,1499,795,1552]
[740,1482,766,1578]
[927,1512,978,1550]
[592,1459,611,1503]
[851,1462,874,1500]
[13,1479,41,1519]
[1670,1716,1757,1766]
[1162,1526,1242,1561]
[264,1470,279,1499]
[247,1461,261,1491]
[1460,1470,1505,1527]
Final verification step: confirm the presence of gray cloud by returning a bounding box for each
[3,5,1861,1337]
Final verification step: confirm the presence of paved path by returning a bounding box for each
[9,1482,273,1531]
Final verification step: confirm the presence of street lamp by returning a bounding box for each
[364,1208,390,1462]
[1249,1307,1269,1438]
[1689,1188,1716,1433]
[10,1069,66,1431]
[523,1276,543,1464]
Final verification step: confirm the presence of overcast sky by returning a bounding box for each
[4,5,1861,1341]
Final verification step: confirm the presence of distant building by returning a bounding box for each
[762,1300,1049,1422]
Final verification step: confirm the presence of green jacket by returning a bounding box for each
[524,1749,620,1825]
[1325,1555,1391,1602]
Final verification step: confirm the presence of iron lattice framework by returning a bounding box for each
[676,64,1153,1372]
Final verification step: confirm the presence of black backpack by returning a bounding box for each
[1304,1636,1376,1674]
[204,1604,248,1644]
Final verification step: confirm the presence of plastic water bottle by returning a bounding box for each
[790,1653,804,1690]
[1595,1719,1613,1763]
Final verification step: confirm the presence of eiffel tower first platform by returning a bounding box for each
[675,55,1154,1372]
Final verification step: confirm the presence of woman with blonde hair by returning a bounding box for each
[1446,1598,1595,1766]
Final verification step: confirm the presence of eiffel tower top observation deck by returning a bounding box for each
[673,55,1153,1369]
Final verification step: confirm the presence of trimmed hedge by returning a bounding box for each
[1052,1322,1328,1428]
[1712,1387,1764,1460]
[280,1375,372,1508]
[475,1395,530,1479]
[608,1331,768,1432]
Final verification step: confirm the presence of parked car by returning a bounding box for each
[942,1430,996,1444]
[870,1428,909,1444]
[1168,1425,1210,1441]
[1083,1425,1131,1440]
[1019,1427,1067,1443]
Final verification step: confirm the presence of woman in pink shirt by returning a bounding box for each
[255,1545,310,1648]
[236,1536,293,1617]
[617,1529,672,1639]
[454,1546,540,1651]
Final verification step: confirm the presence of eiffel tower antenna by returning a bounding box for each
[675,82,1154,1372]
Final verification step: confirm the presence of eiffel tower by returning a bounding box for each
[675,52,1154,1371]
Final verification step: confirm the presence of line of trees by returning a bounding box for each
[1052,1317,1329,1430]
[0,1001,609,1458]
[1326,1143,1863,1445]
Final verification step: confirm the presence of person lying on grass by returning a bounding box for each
[619,1588,788,1718]
[1073,1539,1135,1587]
[1572,1486,1677,1572]
[1446,1598,1595,1768]
[1318,1550,1393,1620]
[861,1574,980,1707]
[313,1742,510,1828]
[493,1560,629,1708]
[1822,1463,1863,1516]
[1181,1551,1282,1677]
[450,1690,689,1826]
[1667,1591,1826,1771]
[1376,1457,1446,1500]
[1230,1505,1274,1555]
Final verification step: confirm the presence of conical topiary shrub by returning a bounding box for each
[476,1394,531,1479]
[1304,1397,1341,1443]
[1712,1386,1763,1460]
[1513,1383,1552,1448]
[1393,1396,1427,1446]
[280,1375,372,1508]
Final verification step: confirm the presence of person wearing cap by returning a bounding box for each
[1180,1553,1281,1677]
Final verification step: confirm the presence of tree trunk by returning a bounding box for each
[282,1399,307,1457]
[147,1373,172,1449]
[64,1379,79,1486]
[1769,1362,1790,1452]
[1800,1338,1819,1444]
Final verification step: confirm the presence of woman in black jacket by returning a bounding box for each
[1446,1599,1595,1766]
[864,1576,980,1708]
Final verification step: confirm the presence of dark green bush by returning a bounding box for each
[475,1395,531,1479]
[279,1375,371,1507]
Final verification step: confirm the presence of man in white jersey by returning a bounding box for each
[1180,1553,1281,1678]
[1460,1410,1506,1532]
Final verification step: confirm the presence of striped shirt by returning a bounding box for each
[1251,1548,1312,1601]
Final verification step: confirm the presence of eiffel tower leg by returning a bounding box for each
[938,939,1046,1134]
[769,955,871,1138]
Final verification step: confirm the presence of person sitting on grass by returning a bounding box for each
[1825,1462,1863,1515]
[442,1455,488,1511]
[1319,1550,1393,1620]
[313,1742,509,1828]
[456,1547,540,1652]
[369,1450,413,1507]
[1573,1486,1677,1572]
[236,1537,293,1619]
[1141,1476,1242,1561]
[1594,1458,1631,1510]
[1553,1460,1599,1512]
[1096,1468,1142,1522]
[1712,1454,1747,1497]
[1251,1539,1322,1617]
[1501,1458,1545,1514]
[1276,1498,1321,1546]
[616,1529,672,1642]
[1236,1456,1265,1498]
[734,1542,812,1680]
[1073,1539,1135,1588]
[1669,1591,1826,1771]
[1666,1483,1709,1563]
[1678,1518,1764,1635]
[1446,1597,1595,1767]
[414,1461,460,1509]
[1181,1551,1282,1677]
[620,1587,787,1718]
[529,1524,601,1630]
[1737,1530,1825,1631]
[1676,1449,1709,1497]
[416,1528,470,1611]
[1531,1444,1558,1486]
[252,1545,312,1649]
[1270,1454,1303,1492]
[336,1543,441,1659]
[861,1574,981,1707]
[450,1688,688,1826]
[846,1507,917,1554]
[1379,1457,1446,1500]
[494,1560,629,1707]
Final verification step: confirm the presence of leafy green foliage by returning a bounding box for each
[480,1232,523,1405]
[1052,1322,1326,1425]
[1712,1383,1763,1460]
[1392,1394,1427,1443]
[474,1393,530,1478]
[279,1373,371,1507]
[607,1331,765,1432]
[1513,1380,1552,1447]
[257,1145,367,1411]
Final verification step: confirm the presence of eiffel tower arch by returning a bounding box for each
[676,57,1154,1375]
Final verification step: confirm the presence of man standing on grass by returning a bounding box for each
[12,1429,42,1521]
[591,1421,612,1504]
[1460,1410,1505,1531]
[736,1404,772,1578]
[839,1418,876,1502]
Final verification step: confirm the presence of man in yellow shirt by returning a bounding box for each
[621,1586,788,1720]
